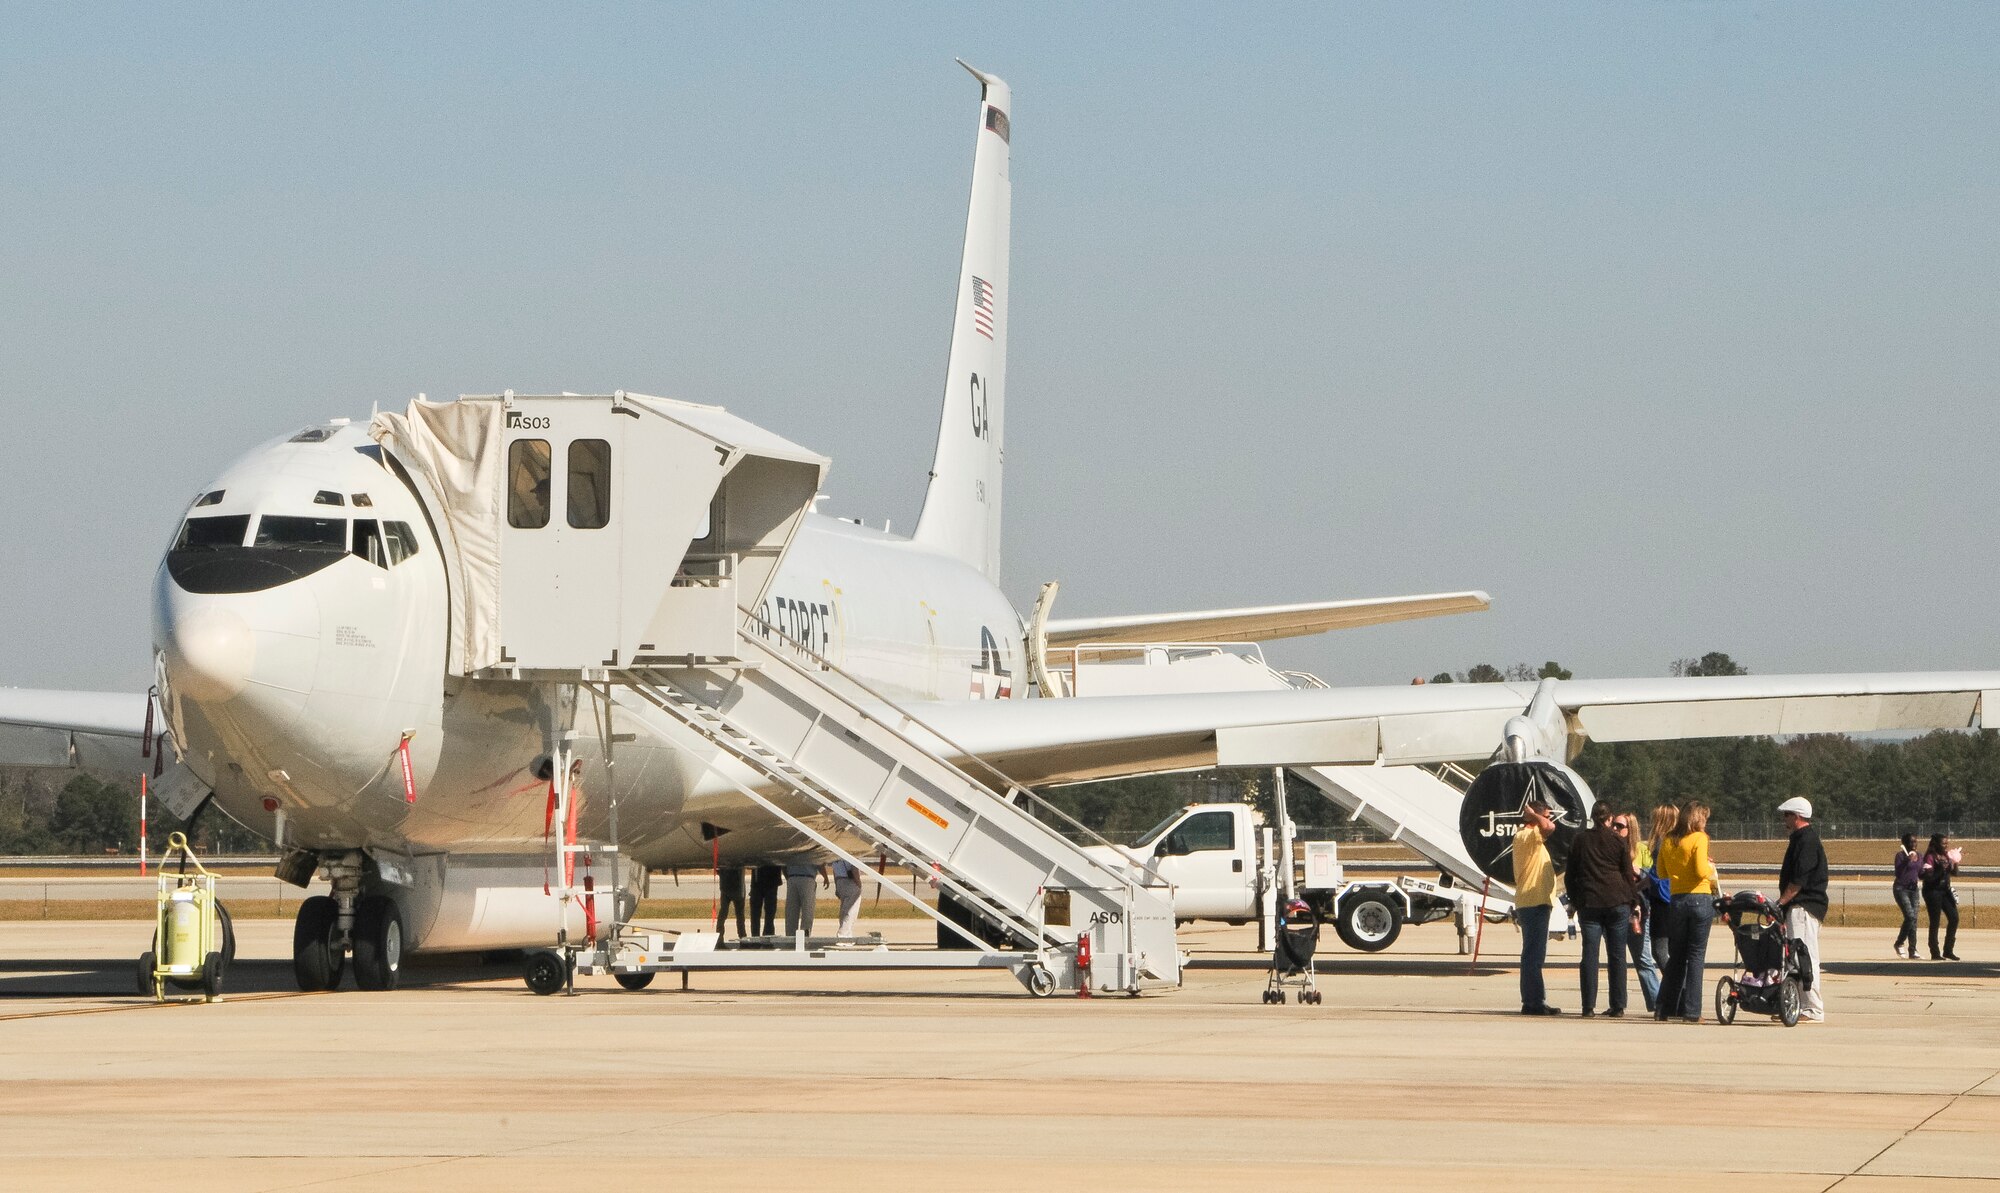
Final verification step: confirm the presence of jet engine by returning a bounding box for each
[1456,758,1596,883]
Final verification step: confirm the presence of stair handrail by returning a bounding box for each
[621,674,1050,950]
[734,611,1142,866]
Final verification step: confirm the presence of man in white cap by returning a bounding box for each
[1777,796,1830,1021]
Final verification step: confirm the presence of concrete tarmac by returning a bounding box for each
[1,916,1997,1191]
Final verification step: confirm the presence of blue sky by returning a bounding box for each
[3,3,1997,690]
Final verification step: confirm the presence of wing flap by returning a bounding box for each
[1576,691,1983,743]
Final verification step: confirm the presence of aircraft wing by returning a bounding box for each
[904,672,2000,786]
[1042,591,1491,647]
[0,688,153,773]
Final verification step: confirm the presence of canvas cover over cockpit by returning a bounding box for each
[370,393,826,675]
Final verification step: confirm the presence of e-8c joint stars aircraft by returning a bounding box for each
[5,63,1997,993]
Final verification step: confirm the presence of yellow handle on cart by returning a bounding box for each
[163,831,214,878]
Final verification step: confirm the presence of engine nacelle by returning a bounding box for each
[1456,759,1597,883]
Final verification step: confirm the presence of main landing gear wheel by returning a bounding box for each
[524,949,569,996]
[352,895,403,992]
[1715,977,1738,1025]
[293,895,345,991]
[1262,989,1285,1005]
[615,972,656,992]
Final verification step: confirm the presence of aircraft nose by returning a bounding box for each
[162,605,256,702]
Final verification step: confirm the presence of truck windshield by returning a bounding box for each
[1130,810,1185,849]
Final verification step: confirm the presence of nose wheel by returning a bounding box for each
[293,895,345,991]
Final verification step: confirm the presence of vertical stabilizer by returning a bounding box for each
[912,62,1011,582]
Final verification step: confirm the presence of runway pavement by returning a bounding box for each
[1,914,1996,1191]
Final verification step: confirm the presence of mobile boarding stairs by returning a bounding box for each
[373,393,1182,996]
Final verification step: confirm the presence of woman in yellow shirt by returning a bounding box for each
[1653,802,1720,1022]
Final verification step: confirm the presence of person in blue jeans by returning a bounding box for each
[1654,802,1720,1022]
[1621,811,1662,1011]
[1565,804,1637,1017]
[1513,798,1561,1014]
[1892,833,1922,959]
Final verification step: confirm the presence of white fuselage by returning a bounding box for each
[154,421,1025,878]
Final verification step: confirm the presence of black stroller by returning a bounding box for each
[1713,891,1807,1027]
[1263,899,1322,1005]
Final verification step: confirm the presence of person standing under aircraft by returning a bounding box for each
[716,865,748,941]
[1566,804,1638,1018]
[1776,797,1829,1023]
[831,857,865,938]
[1623,811,1662,1013]
[1922,834,1962,961]
[1893,833,1923,960]
[1514,797,1561,1016]
[750,863,783,937]
[1655,802,1720,1023]
[784,859,826,940]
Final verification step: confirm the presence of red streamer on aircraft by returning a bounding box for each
[397,734,418,804]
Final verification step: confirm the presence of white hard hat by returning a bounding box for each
[1777,796,1812,819]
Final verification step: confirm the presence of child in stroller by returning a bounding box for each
[1263,898,1322,1005]
[1714,890,1808,1027]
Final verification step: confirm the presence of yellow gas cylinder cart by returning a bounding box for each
[137,832,235,1002]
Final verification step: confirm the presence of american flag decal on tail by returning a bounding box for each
[970,275,995,340]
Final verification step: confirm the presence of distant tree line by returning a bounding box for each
[0,770,269,856]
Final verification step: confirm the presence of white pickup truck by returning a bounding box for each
[1081,802,1509,953]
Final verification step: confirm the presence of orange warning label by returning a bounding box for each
[906,797,949,830]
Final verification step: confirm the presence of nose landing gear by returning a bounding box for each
[290,852,404,991]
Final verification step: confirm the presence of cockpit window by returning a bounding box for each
[313,490,345,506]
[167,514,344,594]
[173,515,251,550]
[288,427,336,444]
[384,521,419,564]
[353,519,387,568]
[351,519,421,569]
[195,490,225,507]
[254,515,346,551]
[508,439,552,529]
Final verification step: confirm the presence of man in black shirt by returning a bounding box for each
[1777,796,1829,1022]
[1564,804,1639,1018]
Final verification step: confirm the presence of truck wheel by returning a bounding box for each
[1023,965,1057,998]
[1335,890,1403,952]
[136,951,156,997]
[615,972,656,992]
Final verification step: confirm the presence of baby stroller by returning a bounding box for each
[1713,891,1807,1027]
[1263,899,1322,1005]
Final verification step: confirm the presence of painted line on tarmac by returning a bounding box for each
[0,989,328,1022]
